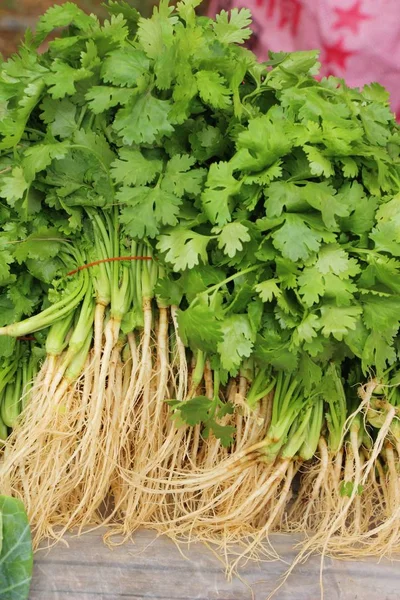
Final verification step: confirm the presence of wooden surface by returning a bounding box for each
[30,529,399,600]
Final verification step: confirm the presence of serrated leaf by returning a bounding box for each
[292,314,321,346]
[212,8,252,44]
[255,279,281,302]
[303,182,349,230]
[298,266,324,306]
[362,330,397,375]
[162,154,206,197]
[196,71,231,109]
[157,228,211,270]
[202,161,241,226]
[23,141,69,180]
[319,305,362,341]
[45,61,92,99]
[13,228,63,263]
[85,86,133,114]
[111,149,163,187]
[39,97,77,139]
[113,93,174,145]
[0,168,28,206]
[205,421,236,447]
[272,214,322,262]
[316,244,359,278]
[233,111,293,172]
[73,129,115,169]
[340,157,359,178]
[137,6,177,60]
[214,222,250,258]
[177,303,223,352]
[101,48,150,87]
[173,396,212,426]
[155,277,182,306]
[218,314,254,372]
[35,2,97,44]
[119,185,181,238]
[303,144,334,177]
[0,244,13,285]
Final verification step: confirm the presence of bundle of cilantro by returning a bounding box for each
[0,0,400,572]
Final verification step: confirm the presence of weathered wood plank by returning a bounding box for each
[30,529,399,600]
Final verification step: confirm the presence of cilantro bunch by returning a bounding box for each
[0,1,400,559]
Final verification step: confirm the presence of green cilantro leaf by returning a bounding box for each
[118,185,181,238]
[298,267,324,306]
[0,167,29,206]
[137,4,177,60]
[171,395,212,426]
[13,228,63,263]
[204,421,236,448]
[272,214,322,262]
[303,144,334,177]
[255,279,281,303]
[23,141,69,180]
[202,161,241,226]
[212,8,252,44]
[292,314,321,346]
[162,154,206,197]
[214,222,250,258]
[218,314,254,372]
[177,302,223,352]
[39,98,77,139]
[157,227,211,270]
[35,2,98,44]
[45,61,92,99]
[196,71,232,109]
[319,305,362,341]
[85,86,133,114]
[101,48,150,87]
[111,149,163,187]
[113,93,174,145]
[232,111,294,172]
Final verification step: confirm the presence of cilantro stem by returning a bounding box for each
[77,106,87,129]
[0,271,90,338]
[190,265,259,309]
[189,350,205,397]
[213,370,220,401]
[23,127,46,138]
[247,368,275,409]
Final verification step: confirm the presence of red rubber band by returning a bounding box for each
[67,256,152,277]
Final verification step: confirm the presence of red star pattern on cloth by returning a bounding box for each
[322,38,355,70]
[333,1,371,35]
[262,0,302,36]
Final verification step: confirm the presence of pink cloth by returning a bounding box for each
[209,0,400,119]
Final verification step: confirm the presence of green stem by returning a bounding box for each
[213,370,220,402]
[246,368,275,409]
[299,397,324,461]
[326,363,347,454]
[64,327,93,381]
[0,271,90,337]
[45,311,75,356]
[190,350,205,396]
[190,265,259,309]
[281,406,313,459]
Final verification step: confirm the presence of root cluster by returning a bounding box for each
[1,306,400,579]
